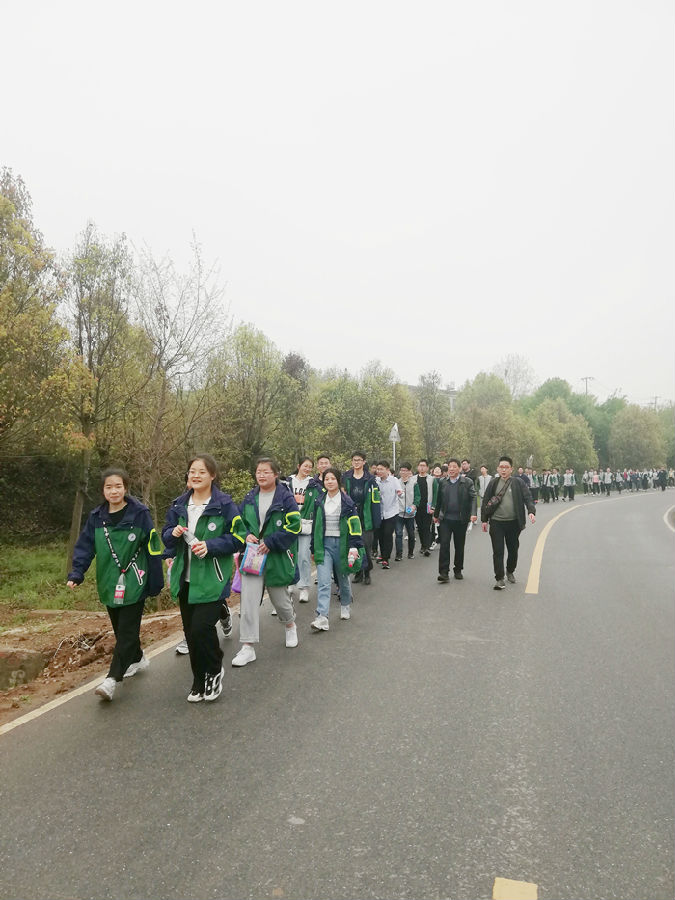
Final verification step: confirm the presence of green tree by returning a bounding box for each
[608,406,667,468]
[64,223,146,570]
[416,370,453,460]
[0,169,72,453]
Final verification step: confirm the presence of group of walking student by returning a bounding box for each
[68,452,538,706]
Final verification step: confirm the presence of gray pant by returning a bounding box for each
[239,572,295,643]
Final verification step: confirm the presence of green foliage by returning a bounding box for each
[0,169,73,452]
[0,541,100,611]
[608,406,667,468]
[416,371,452,460]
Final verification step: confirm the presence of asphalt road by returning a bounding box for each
[1,490,673,900]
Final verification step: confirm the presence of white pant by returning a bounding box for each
[239,572,295,643]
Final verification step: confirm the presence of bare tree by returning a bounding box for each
[492,354,537,399]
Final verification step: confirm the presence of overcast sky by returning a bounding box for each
[4,1,674,405]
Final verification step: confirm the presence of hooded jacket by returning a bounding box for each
[69,495,164,607]
[342,468,381,531]
[162,487,247,604]
[240,482,302,586]
[311,491,364,575]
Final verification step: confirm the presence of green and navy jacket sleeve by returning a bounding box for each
[68,509,99,584]
[299,477,323,519]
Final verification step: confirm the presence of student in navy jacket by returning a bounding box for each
[231,458,302,668]
[68,468,163,702]
[162,455,247,702]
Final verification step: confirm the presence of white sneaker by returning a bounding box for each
[123,653,149,678]
[299,588,309,603]
[232,645,257,667]
[95,677,116,701]
[285,623,299,648]
[340,606,351,620]
[430,541,437,551]
[310,615,329,631]
[175,639,189,655]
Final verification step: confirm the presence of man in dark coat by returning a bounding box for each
[481,455,536,590]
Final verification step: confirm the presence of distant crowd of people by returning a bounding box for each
[509,465,673,502]
[66,451,669,707]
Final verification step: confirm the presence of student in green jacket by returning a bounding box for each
[286,456,322,603]
[310,468,364,631]
[163,455,247,703]
[67,468,164,702]
[231,457,302,668]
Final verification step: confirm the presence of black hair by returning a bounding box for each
[351,451,366,460]
[379,460,391,470]
[400,461,412,470]
[317,453,331,462]
[322,467,343,488]
[447,457,461,466]
[499,455,513,466]
[101,467,129,491]
[187,454,220,487]
[461,458,470,465]
[418,458,429,466]
[256,456,281,476]
[297,456,314,470]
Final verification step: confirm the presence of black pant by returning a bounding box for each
[179,584,223,692]
[395,516,416,556]
[379,516,397,562]
[361,528,374,572]
[106,599,145,681]
[488,519,521,580]
[415,508,432,551]
[438,519,468,575]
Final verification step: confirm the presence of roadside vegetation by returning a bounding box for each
[1,167,673,616]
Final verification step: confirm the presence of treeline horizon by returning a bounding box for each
[1,167,673,555]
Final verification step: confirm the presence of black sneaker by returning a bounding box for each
[408,553,415,559]
[423,549,431,557]
[394,556,402,562]
[363,572,371,585]
[204,667,224,702]
[220,607,233,638]
[454,570,463,580]
[493,578,506,590]
[506,572,516,584]
[437,574,450,583]
[353,571,363,583]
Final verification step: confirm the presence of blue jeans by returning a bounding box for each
[316,536,352,617]
[395,516,416,556]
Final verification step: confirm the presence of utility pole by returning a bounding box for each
[581,376,594,396]
[652,396,659,411]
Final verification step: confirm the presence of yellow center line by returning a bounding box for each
[493,876,538,899]
[525,504,582,594]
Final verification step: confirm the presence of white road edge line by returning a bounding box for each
[0,633,180,738]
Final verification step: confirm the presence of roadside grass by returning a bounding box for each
[0,539,174,632]
[0,540,100,619]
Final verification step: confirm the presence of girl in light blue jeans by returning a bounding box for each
[310,468,363,631]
